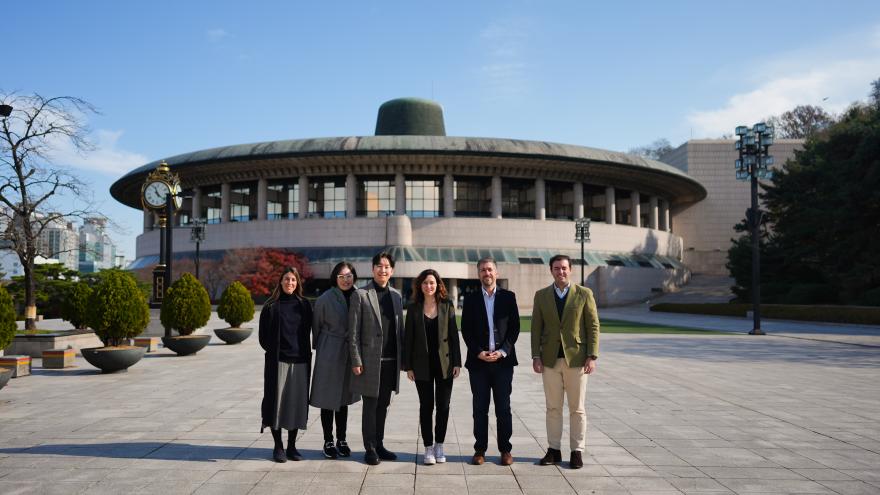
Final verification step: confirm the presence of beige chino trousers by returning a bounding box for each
[542,357,588,451]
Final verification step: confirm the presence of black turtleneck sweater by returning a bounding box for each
[374,284,397,360]
[278,293,308,363]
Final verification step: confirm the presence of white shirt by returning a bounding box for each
[554,282,571,300]
[482,286,496,352]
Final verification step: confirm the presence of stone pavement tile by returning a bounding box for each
[698,467,807,480]
[463,462,513,475]
[414,473,467,489]
[841,470,880,482]
[259,471,315,484]
[818,480,880,495]
[205,470,267,484]
[651,466,709,478]
[522,489,576,495]
[603,465,664,477]
[666,477,733,493]
[132,481,203,494]
[509,462,563,476]
[516,474,576,491]
[82,481,148,494]
[566,475,627,492]
[221,459,272,471]
[362,473,414,487]
[415,461,465,474]
[666,447,776,467]
[105,467,216,483]
[591,453,645,465]
[315,460,368,473]
[192,483,254,495]
[83,457,136,469]
[466,474,521,491]
[793,468,855,481]
[614,476,680,491]
[559,464,610,477]
[366,460,416,474]
[749,448,831,469]
[248,485,308,495]
[310,472,365,486]
[358,487,415,495]
[717,478,836,493]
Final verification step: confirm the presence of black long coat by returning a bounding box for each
[259,296,313,430]
[402,300,462,380]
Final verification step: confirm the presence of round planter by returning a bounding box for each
[0,367,13,390]
[162,335,211,356]
[214,327,253,344]
[81,346,147,373]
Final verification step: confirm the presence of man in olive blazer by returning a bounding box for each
[349,252,404,465]
[531,254,599,469]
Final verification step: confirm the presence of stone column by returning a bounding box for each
[298,176,309,218]
[605,186,616,225]
[661,199,670,231]
[220,182,230,223]
[630,190,640,227]
[447,278,459,309]
[395,173,406,215]
[191,186,201,222]
[346,173,357,218]
[444,173,454,218]
[491,175,502,218]
[257,178,268,220]
[573,182,584,219]
[649,196,659,229]
[535,178,545,220]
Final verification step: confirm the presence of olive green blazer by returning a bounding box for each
[531,284,600,367]
[402,300,462,380]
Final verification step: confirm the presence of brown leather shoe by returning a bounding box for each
[471,452,485,465]
[539,448,561,466]
[569,450,583,469]
[500,451,513,466]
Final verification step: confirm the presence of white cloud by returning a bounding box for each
[47,129,149,176]
[478,18,530,99]
[687,26,880,138]
[206,28,229,43]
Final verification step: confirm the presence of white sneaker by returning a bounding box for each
[423,445,436,465]
[434,443,446,463]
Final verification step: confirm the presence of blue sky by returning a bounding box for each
[4,0,880,260]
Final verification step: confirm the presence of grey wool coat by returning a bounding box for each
[348,281,404,398]
[310,287,361,410]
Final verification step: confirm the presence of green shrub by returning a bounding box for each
[61,282,93,329]
[161,273,211,336]
[0,286,16,350]
[217,281,254,328]
[857,287,880,307]
[783,284,836,305]
[86,271,150,347]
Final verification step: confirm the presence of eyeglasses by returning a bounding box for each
[336,274,354,280]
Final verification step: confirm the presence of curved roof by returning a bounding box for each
[111,135,707,208]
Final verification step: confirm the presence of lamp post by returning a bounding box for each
[574,217,591,286]
[735,122,775,335]
[190,218,206,281]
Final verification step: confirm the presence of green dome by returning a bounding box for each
[375,97,446,136]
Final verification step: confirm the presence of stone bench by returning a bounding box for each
[133,337,161,352]
[0,355,32,377]
[42,348,75,369]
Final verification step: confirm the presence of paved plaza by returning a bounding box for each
[2,310,880,494]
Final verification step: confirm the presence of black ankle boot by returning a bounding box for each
[287,429,303,461]
[270,428,286,463]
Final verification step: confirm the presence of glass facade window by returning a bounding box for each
[406,177,442,218]
[202,186,222,224]
[584,185,606,221]
[453,176,491,217]
[546,181,573,220]
[230,181,257,222]
[308,176,346,218]
[175,189,193,226]
[267,179,299,220]
[357,176,395,217]
[501,178,534,218]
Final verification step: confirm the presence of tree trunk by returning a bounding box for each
[24,259,36,331]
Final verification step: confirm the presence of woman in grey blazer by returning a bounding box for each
[403,269,462,465]
[310,261,361,459]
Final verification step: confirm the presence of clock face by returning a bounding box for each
[144,180,170,208]
[171,183,183,209]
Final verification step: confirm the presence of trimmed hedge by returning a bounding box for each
[86,271,150,346]
[650,303,880,325]
[0,286,16,350]
[161,273,211,336]
[61,282,93,330]
[217,281,254,328]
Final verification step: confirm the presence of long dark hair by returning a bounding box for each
[412,268,448,304]
[265,266,304,305]
[330,261,358,289]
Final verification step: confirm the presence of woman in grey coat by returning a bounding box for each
[310,261,361,459]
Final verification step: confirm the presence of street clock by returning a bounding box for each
[141,160,182,214]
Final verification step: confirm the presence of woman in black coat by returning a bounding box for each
[259,266,313,463]
[402,269,462,465]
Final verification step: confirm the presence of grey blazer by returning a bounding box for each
[348,281,404,398]
[310,287,360,410]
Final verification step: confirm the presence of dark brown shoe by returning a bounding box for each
[471,452,485,465]
[539,448,562,466]
[569,450,583,469]
[500,451,513,466]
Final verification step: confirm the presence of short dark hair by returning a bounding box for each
[330,261,357,288]
[477,256,496,269]
[549,254,572,268]
[372,251,395,268]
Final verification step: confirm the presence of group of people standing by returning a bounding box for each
[258,251,600,470]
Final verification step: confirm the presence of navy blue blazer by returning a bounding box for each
[460,287,520,369]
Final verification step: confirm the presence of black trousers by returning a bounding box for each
[414,375,454,446]
[469,363,513,453]
[320,406,348,442]
[361,360,397,451]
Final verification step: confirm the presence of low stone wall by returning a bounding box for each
[6,330,104,358]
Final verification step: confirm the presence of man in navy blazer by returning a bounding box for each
[460,257,520,466]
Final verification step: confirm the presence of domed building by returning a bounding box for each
[111,98,708,308]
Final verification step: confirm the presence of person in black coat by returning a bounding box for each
[460,257,520,466]
[259,266,313,463]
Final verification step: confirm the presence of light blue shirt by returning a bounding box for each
[482,286,496,352]
[553,283,571,300]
